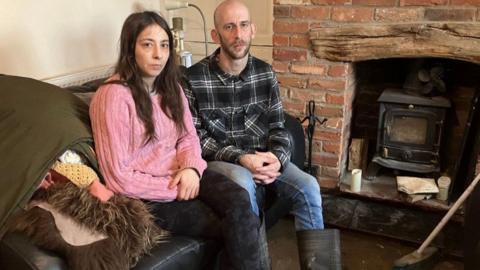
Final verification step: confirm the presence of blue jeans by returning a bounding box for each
[208,161,324,231]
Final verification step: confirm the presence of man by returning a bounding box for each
[185,1,326,269]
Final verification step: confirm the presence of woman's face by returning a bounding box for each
[135,24,170,78]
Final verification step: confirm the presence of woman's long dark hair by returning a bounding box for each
[114,11,185,144]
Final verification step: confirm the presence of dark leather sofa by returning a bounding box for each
[0,78,306,270]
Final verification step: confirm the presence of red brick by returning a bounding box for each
[400,0,447,6]
[352,0,396,5]
[277,75,308,88]
[279,87,289,99]
[375,8,422,22]
[325,93,344,105]
[313,129,342,141]
[321,166,341,178]
[291,6,330,20]
[309,78,346,91]
[332,7,374,22]
[328,65,347,77]
[273,34,289,47]
[324,118,343,129]
[424,8,475,21]
[312,153,339,167]
[291,64,327,75]
[311,0,350,5]
[272,61,290,73]
[315,106,344,117]
[273,49,308,61]
[283,109,302,120]
[451,0,480,6]
[322,142,341,154]
[273,20,309,33]
[291,35,311,48]
[274,6,290,17]
[290,89,326,102]
[283,100,306,114]
[312,139,322,149]
[318,178,339,190]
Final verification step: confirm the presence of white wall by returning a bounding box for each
[0,0,164,80]
[0,0,272,80]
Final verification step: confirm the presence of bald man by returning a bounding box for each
[185,1,328,269]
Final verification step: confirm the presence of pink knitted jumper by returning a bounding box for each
[89,78,207,201]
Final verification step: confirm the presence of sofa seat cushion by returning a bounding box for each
[133,236,219,270]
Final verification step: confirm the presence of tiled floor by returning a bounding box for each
[267,218,463,270]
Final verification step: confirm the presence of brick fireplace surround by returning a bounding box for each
[273,0,480,192]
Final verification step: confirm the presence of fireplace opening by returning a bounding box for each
[344,58,480,205]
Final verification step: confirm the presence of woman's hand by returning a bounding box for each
[168,168,200,201]
[88,179,114,203]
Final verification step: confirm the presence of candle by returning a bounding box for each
[351,169,362,192]
[436,176,451,201]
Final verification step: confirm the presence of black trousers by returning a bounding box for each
[145,169,263,270]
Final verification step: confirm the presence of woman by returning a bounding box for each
[89,11,265,269]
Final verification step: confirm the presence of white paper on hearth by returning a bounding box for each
[396,176,439,195]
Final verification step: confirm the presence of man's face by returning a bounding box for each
[213,4,255,60]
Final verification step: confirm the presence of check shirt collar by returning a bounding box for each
[208,48,252,85]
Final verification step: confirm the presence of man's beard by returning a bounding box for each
[219,35,251,60]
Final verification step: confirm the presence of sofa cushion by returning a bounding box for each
[133,236,219,270]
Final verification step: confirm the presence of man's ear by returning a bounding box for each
[251,22,256,39]
[211,29,220,44]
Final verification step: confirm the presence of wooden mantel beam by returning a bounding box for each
[309,23,480,64]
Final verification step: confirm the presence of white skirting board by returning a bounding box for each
[42,65,114,88]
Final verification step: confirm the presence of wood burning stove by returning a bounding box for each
[368,88,451,177]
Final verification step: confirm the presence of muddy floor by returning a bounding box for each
[267,218,463,270]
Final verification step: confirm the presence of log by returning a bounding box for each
[348,138,368,171]
[309,23,480,64]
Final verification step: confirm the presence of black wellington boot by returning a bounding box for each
[296,229,342,270]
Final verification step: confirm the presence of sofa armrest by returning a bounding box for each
[284,112,305,169]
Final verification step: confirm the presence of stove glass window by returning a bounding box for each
[389,116,428,145]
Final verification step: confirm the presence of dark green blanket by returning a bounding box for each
[0,75,98,237]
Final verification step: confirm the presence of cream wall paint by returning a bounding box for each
[0,0,164,80]
[0,0,272,80]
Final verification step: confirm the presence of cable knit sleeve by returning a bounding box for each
[176,87,207,176]
[89,83,177,200]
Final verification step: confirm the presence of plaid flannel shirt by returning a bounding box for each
[185,50,292,169]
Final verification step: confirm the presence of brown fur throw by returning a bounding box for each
[8,182,166,270]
